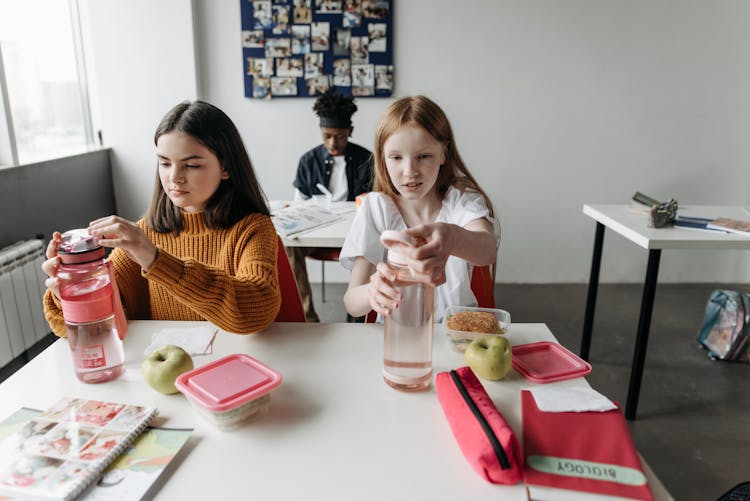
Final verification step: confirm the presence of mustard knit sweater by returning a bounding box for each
[44,211,281,336]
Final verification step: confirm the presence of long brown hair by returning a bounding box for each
[373,95,495,218]
[147,100,270,234]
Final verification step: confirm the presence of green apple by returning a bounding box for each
[141,345,194,394]
[464,335,512,381]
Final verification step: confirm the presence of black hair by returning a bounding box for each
[313,90,357,128]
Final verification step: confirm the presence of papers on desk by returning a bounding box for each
[144,326,217,357]
[271,203,342,238]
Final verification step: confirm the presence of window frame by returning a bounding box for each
[0,0,95,169]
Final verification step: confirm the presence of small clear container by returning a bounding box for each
[175,354,282,430]
[443,305,511,352]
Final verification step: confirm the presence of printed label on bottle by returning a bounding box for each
[75,344,107,369]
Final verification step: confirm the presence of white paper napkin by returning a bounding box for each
[143,326,217,356]
[529,386,617,413]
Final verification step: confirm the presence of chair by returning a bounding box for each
[306,248,341,302]
[275,237,306,322]
[364,264,496,322]
[470,265,496,308]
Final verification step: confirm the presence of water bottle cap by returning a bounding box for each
[380,230,415,266]
[58,229,105,264]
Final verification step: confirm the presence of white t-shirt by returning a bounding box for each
[328,155,348,202]
[293,155,348,202]
[339,187,501,322]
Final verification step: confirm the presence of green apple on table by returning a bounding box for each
[141,345,194,394]
[464,335,512,381]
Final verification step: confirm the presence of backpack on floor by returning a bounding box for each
[697,290,750,363]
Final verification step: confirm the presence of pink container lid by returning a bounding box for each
[511,341,592,383]
[175,354,282,412]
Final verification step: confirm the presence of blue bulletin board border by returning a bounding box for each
[240,0,393,99]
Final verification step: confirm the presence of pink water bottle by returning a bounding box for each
[57,229,128,384]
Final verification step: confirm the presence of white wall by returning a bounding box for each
[88,0,750,284]
[81,0,197,220]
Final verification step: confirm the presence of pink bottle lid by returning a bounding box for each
[58,229,105,264]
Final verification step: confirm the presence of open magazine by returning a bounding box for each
[0,400,190,500]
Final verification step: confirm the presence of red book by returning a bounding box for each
[521,390,653,501]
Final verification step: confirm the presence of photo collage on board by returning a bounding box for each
[241,0,393,99]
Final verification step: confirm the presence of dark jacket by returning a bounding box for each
[293,143,373,201]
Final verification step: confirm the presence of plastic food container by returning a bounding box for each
[443,305,511,352]
[511,341,592,383]
[175,354,282,430]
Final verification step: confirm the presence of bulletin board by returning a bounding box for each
[240,0,394,99]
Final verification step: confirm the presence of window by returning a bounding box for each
[0,0,93,166]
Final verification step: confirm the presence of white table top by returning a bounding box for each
[275,201,356,248]
[583,204,750,250]
[0,322,673,500]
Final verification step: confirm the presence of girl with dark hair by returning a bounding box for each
[340,95,500,322]
[43,101,280,335]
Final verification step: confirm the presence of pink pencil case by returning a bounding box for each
[435,366,523,485]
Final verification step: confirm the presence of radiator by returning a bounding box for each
[0,239,49,368]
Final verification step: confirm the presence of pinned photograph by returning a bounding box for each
[247,57,274,77]
[333,58,351,86]
[375,64,393,91]
[271,76,298,96]
[362,0,388,19]
[291,25,311,54]
[368,23,386,52]
[265,37,292,58]
[344,0,362,11]
[304,53,324,78]
[242,30,264,48]
[306,75,332,96]
[253,1,273,29]
[277,57,304,77]
[311,22,330,51]
[350,36,369,64]
[351,63,374,96]
[343,11,361,28]
[293,0,312,23]
[315,0,342,13]
[334,28,351,56]
[271,4,291,34]
[253,77,271,98]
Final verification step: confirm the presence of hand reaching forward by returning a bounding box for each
[88,216,158,270]
[401,222,454,287]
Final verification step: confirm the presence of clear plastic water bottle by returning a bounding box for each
[381,231,435,391]
[57,229,127,383]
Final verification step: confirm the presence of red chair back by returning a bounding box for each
[275,237,306,322]
[471,265,496,308]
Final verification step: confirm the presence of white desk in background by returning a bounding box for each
[271,200,356,248]
[0,321,673,500]
[581,204,750,421]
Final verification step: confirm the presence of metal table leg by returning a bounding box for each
[625,249,662,421]
[580,222,605,361]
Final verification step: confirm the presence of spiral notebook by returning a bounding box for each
[0,397,158,500]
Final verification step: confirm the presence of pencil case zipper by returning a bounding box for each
[449,369,510,470]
